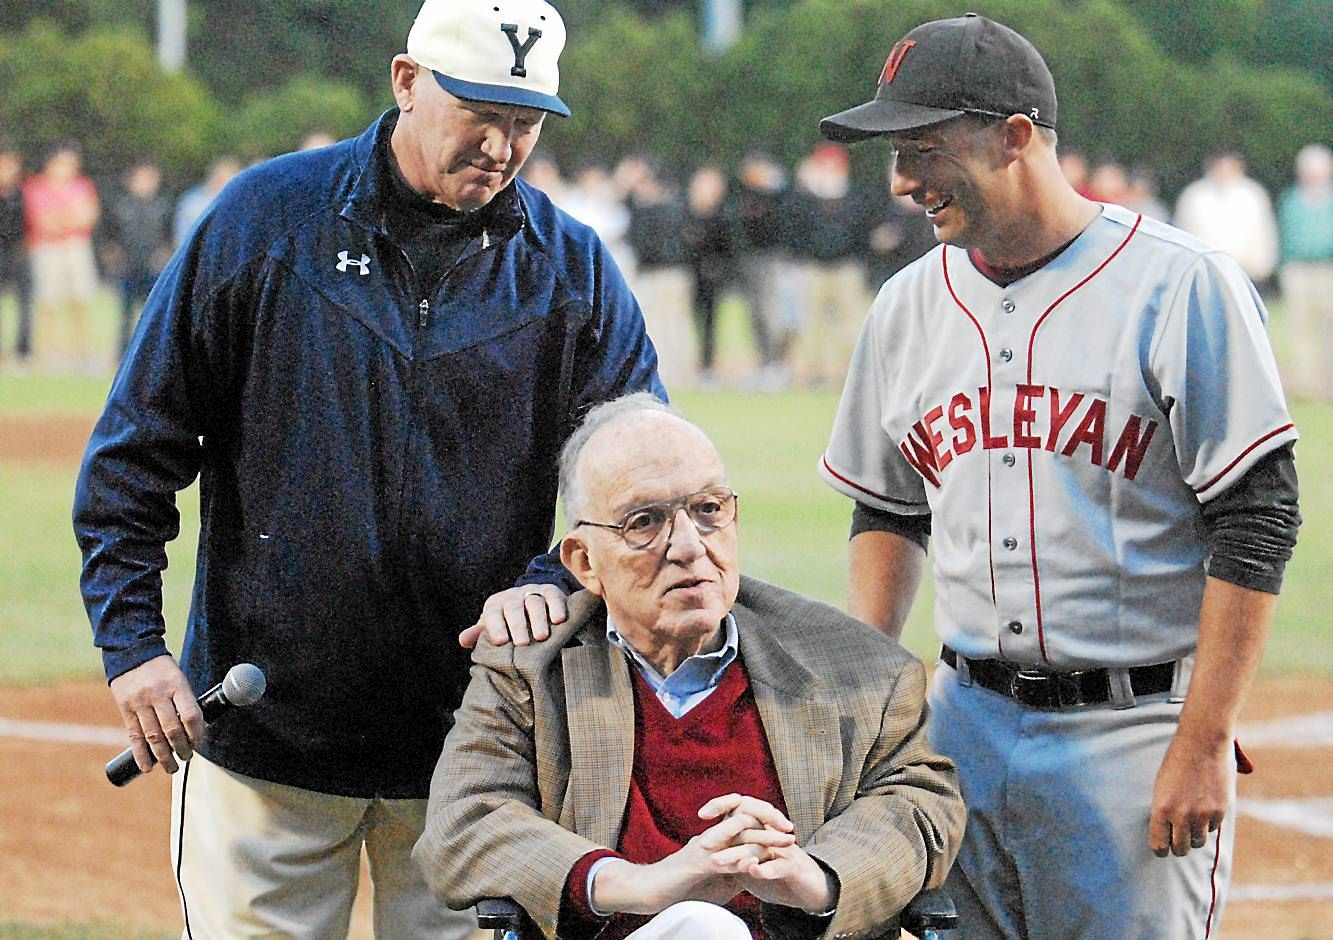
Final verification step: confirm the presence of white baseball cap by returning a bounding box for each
[407,0,571,117]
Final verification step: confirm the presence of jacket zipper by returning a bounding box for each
[418,298,430,329]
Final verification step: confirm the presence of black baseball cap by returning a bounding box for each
[820,13,1057,142]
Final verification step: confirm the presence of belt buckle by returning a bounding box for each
[1010,669,1053,707]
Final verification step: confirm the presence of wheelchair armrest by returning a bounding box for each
[900,886,958,933]
[476,897,525,931]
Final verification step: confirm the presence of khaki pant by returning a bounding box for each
[789,259,868,388]
[1279,260,1333,400]
[632,264,696,389]
[171,754,476,939]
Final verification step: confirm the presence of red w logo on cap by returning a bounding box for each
[879,39,916,85]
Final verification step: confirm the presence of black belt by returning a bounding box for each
[940,645,1175,708]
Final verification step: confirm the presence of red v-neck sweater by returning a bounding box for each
[560,659,787,938]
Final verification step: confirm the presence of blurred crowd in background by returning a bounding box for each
[0,133,1329,400]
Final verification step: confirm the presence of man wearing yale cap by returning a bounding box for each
[73,0,664,935]
[816,13,1299,938]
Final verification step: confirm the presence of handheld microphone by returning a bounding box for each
[105,662,267,787]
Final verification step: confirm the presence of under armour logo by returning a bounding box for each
[336,251,370,276]
[501,23,542,77]
[1030,108,1040,121]
[879,39,916,85]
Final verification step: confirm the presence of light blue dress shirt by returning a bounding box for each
[607,613,739,718]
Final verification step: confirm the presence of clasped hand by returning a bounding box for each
[593,793,836,916]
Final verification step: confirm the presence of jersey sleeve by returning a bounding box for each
[820,299,930,514]
[1151,250,1298,502]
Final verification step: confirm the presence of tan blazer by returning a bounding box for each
[414,576,964,940]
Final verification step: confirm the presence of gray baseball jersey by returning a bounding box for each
[821,202,1296,669]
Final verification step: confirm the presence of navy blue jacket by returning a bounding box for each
[73,111,664,797]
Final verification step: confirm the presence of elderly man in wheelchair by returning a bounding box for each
[413,394,965,939]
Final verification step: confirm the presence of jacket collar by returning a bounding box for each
[340,108,526,241]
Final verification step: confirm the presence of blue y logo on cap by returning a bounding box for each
[500,23,542,77]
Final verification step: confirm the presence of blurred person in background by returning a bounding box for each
[1126,166,1170,222]
[22,141,100,371]
[102,160,173,357]
[1175,152,1278,290]
[1058,147,1095,199]
[72,0,664,935]
[786,142,869,387]
[865,156,935,291]
[1088,159,1129,206]
[562,162,635,280]
[735,151,798,390]
[299,131,337,151]
[624,154,696,388]
[1277,143,1333,401]
[172,155,241,248]
[522,154,567,204]
[0,139,32,367]
[683,163,743,387]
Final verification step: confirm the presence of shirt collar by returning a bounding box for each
[606,612,738,698]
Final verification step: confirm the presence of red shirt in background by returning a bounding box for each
[22,173,99,246]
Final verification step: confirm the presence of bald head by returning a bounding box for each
[558,393,740,674]
[559,393,700,526]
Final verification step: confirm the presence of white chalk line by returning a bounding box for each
[0,716,125,746]
[1230,883,1333,903]
[1235,711,1333,747]
[1236,796,1333,839]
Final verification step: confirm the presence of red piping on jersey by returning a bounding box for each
[1023,213,1142,663]
[1204,821,1223,938]
[942,248,1001,654]
[1194,424,1296,496]
[821,454,922,507]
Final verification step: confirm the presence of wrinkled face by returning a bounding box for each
[391,58,545,211]
[888,116,1004,248]
[563,415,740,657]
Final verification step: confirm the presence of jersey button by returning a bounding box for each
[1007,620,1024,634]
[1002,452,1016,466]
[1001,299,1016,313]
[1003,537,1018,550]
[999,348,1014,362]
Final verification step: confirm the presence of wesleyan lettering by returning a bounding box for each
[900,386,1160,486]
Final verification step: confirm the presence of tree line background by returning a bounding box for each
[1,0,1328,198]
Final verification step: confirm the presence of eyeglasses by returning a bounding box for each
[575,487,739,550]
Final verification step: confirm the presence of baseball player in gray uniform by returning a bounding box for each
[816,15,1300,940]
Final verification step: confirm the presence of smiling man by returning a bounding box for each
[73,0,664,936]
[415,393,964,939]
[817,13,1300,940]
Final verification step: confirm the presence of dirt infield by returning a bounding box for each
[2,677,1330,938]
[0,414,95,463]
